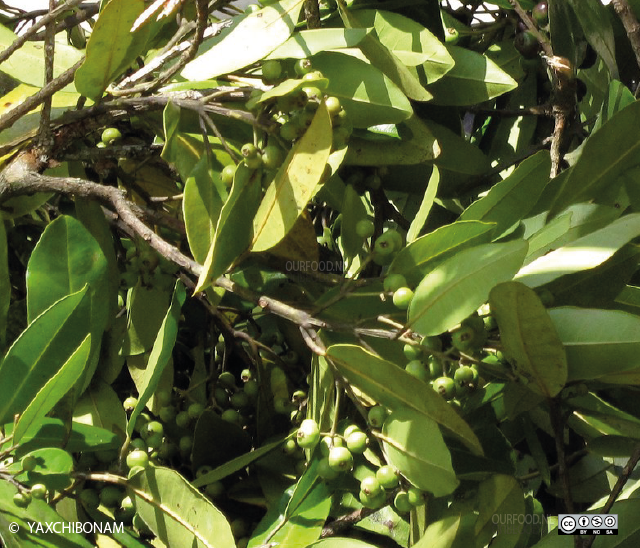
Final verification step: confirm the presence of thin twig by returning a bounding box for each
[611,0,640,82]
[35,0,57,153]
[0,0,84,66]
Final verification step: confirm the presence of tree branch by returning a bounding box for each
[612,0,640,81]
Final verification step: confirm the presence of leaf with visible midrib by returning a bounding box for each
[251,103,333,252]
[490,282,567,397]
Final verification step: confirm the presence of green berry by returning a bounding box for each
[394,491,412,513]
[346,430,368,454]
[196,465,213,478]
[328,446,354,472]
[433,377,456,400]
[13,492,31,508]
[244,379,259,398]
[188,403,205,419]
[241,143,258,159]
[405,360,430,383]
[355,219,375,239]
[123,396,138,412]
[294,58,313,76]
[280,121,300,141]
[221,409,241,425]
[292,390,307,403]
[343,424,362,438]
[403,343,423,361]
[384,274,407,293]
[373,232,397,257]
[221,164,236,187]
[325,96,341,116]
[159,405,177,423]
[368,405,388,428]
[30,483,47,500]
[218,371,236,389]
[158,440,178,460]
[262,59,283,81]
[532,1,549,27]
[126,449,149,469]
[146,433,163,450]
[318,457,340,480]
[79,488,100,509]
[283,438,298,455]
[376,465,400,489]
[261,145,284,170]
[359,488,386,509]
[303,86,323,102]
[320,435,343,456]
[101,127,122,145]
[360,475,382,496]
[454,365,475,384]
[428,355,444,378]
[393,287,414,310]
[156,390,172,406]
[175,410,190,429]
[244,153,263,170]
[451,325,476,352]
[407,486,426,507]
[179,435,193,454]
[100,486,124,508]
[296,419,320,449]
[205,481,225,498]
[141,421,163,441]
[230,391,250,409]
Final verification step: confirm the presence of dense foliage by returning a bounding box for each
[2,0,640,547]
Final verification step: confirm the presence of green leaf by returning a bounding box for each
[388,221,496,287]
[183,159,226,264]
[121,283,172,356]
[549,101,640,217]
[340,184,368,259]
[475,475,525,548]
[307,539,380,548]
[426,45,518,105]
[426,118,491,175]
[251,103,333,252]
[15,447,73,491]
[127,282,186,438]
[181,0,304,80]
[412,515,461,548]
[73,379,128,438]
[516,213,640,287]
[192,436,288,488]
[566,0,617,79]
[355,10,454,78]
[381,407,459,497]
[195,164,263,292]
[13,418,120,458]
[26,215,108,323]
[407,240,528,336]
[344,114,440,165]
[407,165,439,243]
[267,28,369,59]
[14,335,91,444]
[0,24,83,90]
[0,219,8,349]
[190,410,251,471]
[311,51,413,128]
[568,393,640,440]
[0,479,94,548]
[489,282,567,397]
[74,0,148,100]
[0,288,90,425]
[327,344,483,455]
[549,307,640,384]
[460,152,551,238]
[130,466,235,548]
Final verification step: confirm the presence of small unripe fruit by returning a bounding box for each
[13,492,31,508]
[355,218,375,239]
[393,287,414,310]
[328,446,354,472]
[218,371,236,389]
[146,433,163,450]
[373,232,397,257]
[179,436,193,454]
[262,59,283,81]
[405,360,430,383]
[451,325,476,352]
[21,455,37,472]
[394,491,412,513]
[359,488,386,509]
[205,481,225,498]
[230,391,250,409]
[433,377,456,400]
[454,365,475,384]
[325,96,341,116]
[376,465,400,489]
[159,405,177,423]
[141,421,163,441]
[294,58,313,76]
[123,397,137,412]
[368,405,388,428]
[283,438,298,455]
[244,379,259,398]
[407,486,426,506]
[175,411,190,429]
[30,483,47,500]
[156,390,172,406]
[343,424,362,438]
[196,465,213,478]
[100,486,124,508]
[221,164,236,187]
[79,488,100,509]
[296,419,320,449]
[126,449,149,469]
[360,475,382,496]
[101,127,122,145]
[403,343,423,361]
[532,1,549,27]
[384,274,407,293]
[221,409,241,425]
[428,355,444,378]
[261,145,284,170]
[318,457,340,480]
[346,430,368,454]
[320,435,343,456]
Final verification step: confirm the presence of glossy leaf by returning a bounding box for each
[426,118,491,175]
[183,158,226,263]
[73,379,128,438]
[127,282,186,438]
[307,540,379,548]
[327,344,483,455]
[460,151,551,238]
[388,221,496,287]
[182,0,304,80]
[121,283,172,356]
[344,114,440,165]
[412,515,461,548]
[426,45,518,105]
[311,51,413,128]
[251,102,333,252]
[549,307,640,383]
[549,101,640,217]
[267,28,369,59]
[14,335,91,444]
[381,407,459,497]
[0,24,83,90]
[130,466,235,548]
[489,282,567,397]
[475,474,525,548]
[74,0,148,100]
[407,166,439,243]
[0,288,90,426]
[26,215,108,323]
[195,164,263,292]
[516,213,640,287]
[0,479,94,548]
[407,240,528,336]
[15,447,73,491]
[355,10,454,78]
